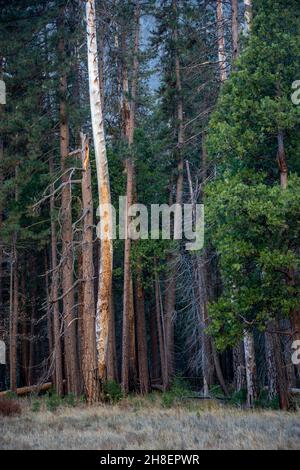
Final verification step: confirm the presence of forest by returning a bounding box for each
[0,0,300,444]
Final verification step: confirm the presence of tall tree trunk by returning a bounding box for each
[163,0,185,386]
[272,321,289,410]
[45,251,53,381]
[197,139,227,395]
[107,298,118,381]
[135,265,150,394]
[58,9,80,395]
[217,0,227,82]
[243,330,258,408]
[233,342,246,392]
[0,138,3,341]
[49,156,63,396]
[9,238,18,391]
[276,107,299,371]
[150,307,159,381]
[0,140,5,346]
[278,131,288,190]
[96,0,105,114]
[275,128,294,404]
[121,1,141,394]
[86,0,114,383]
[28,257,37,386]
[0,62,4,342]
[154,270,168,390]
[265,325,277,400]
[122,153,134,393]
[80,133,99,403]
[20,268,29,385]
[244,0,253,34]
[231,0,240,60]
[186,159,214,395]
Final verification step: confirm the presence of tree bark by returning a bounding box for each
[86,0,115,383]
[243,330,258,408]
[265,326,277,400]
[233,342,246,392]
[278,131,288,190]
[276,128,296,401]
[272,322,289,410]
[155,270,168,390]
[231,0,240,60]
[244,0,253,34]
[80,133,99,403]
[9,239,18,392]
[121,1,141,394]
[0,62,4,344]
[135,265,150,394]
[20,268,29,386]
[150,306,159,381]
[217,0,227,82]
[58,9,80,395]
[49,155,63,396]
[44,251,53,382]
[107,296,118,382]
[164,0,185,386]
[0,382,53,397]
[28,257,36,386]
[0,137,3,342]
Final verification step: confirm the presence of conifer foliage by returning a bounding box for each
[0,0,299,409]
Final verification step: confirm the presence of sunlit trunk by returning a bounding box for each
[86,0,114,382]
[217,0,227,82]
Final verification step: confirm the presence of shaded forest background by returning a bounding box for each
[0,0,300,411]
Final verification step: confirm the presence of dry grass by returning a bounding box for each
[0,395,299,450]
[0,399,21,417]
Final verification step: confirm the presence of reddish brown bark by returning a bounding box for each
[163,0,185,386]
[135,266,150,394]
[49,155,63,396]
[9,239,18,392]
[58,9,80,395]
[121,2,141,394]
[231,0,240,60]
[81,134,99,403]
[150,306,159,381]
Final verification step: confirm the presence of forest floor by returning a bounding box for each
[0,394,299,450]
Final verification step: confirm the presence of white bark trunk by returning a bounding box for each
[217,0,227,82]
[265,326,277,400]
[244,330,258,407]
[244,0,253,34]
[86,0,113,381]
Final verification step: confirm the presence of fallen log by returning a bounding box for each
[290,388,300,395]
[0,382,52,397]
